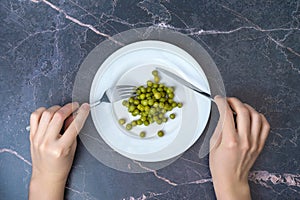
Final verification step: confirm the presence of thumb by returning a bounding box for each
[210,95,227,150]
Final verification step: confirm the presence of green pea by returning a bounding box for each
[159,97,166,102]
[168,92,174,99]
[129,97,134,103]
[153,102,159,108]
[152,70,158,76]
[144,120,150,126]
[140,131,146,138]
[126,124,132,130]
[154,92,161,99]
[139,93,146,100]
[132,120,137,126]
[148,118,154,123]
[133,109,140,116]
[162,104,168,110]
[147,80,153,87]
[166,106,172,111]
[149,108,156,114]
[166,87,174,93]
[118,119,126,125]
[148,99,154,106]
[140,86,146,93]
[144,106,150,112]
[141,112,148,117]
[177,103,183,108]
[141,100,148,106]
[156,119,162,124]
[157,130,164,137]
[170,113,176,119]
[154,76,160,83]
[157,87,163,92]
[159,102,164,108]
[141,116,147,122]
[171,102,177,107]
[134,99,140,105]
[128,105,135,112]
[137,104,144,111]
[122,100,129,107]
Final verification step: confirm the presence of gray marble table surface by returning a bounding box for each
[1,0,300,199]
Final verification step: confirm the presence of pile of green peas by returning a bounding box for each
[118,70,182,138]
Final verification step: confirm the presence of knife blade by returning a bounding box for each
[156,67,214,101]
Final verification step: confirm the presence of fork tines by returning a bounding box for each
[115,85,136,98]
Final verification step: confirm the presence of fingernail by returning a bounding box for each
[81,103,90,111]
[73,102,80,107]
[214,95,221,99]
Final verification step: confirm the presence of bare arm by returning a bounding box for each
[209,97,270,200]
[29,102,90,200]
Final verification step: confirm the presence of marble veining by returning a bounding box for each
[1,0,300,199]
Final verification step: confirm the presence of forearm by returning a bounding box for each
[29,176,66,200]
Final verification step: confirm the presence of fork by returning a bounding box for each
[90,85,136,108]
[25,85,136,131]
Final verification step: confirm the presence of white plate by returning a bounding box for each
[90,41,211,162]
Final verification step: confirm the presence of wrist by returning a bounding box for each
[31,168,69,183]
[213,180,251,200]
[29,174,67,200]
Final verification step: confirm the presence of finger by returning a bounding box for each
[227,98,251,140]
[64,114,75,131]
[47,102,79,139]
[210,96,224,149]
[60,103,90,147]
[30,107,47,141]
[244,104,262,136]
[35,105,61,141]
[244,104,262,152]
[258,114,270,152]
[211,96,236,147]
